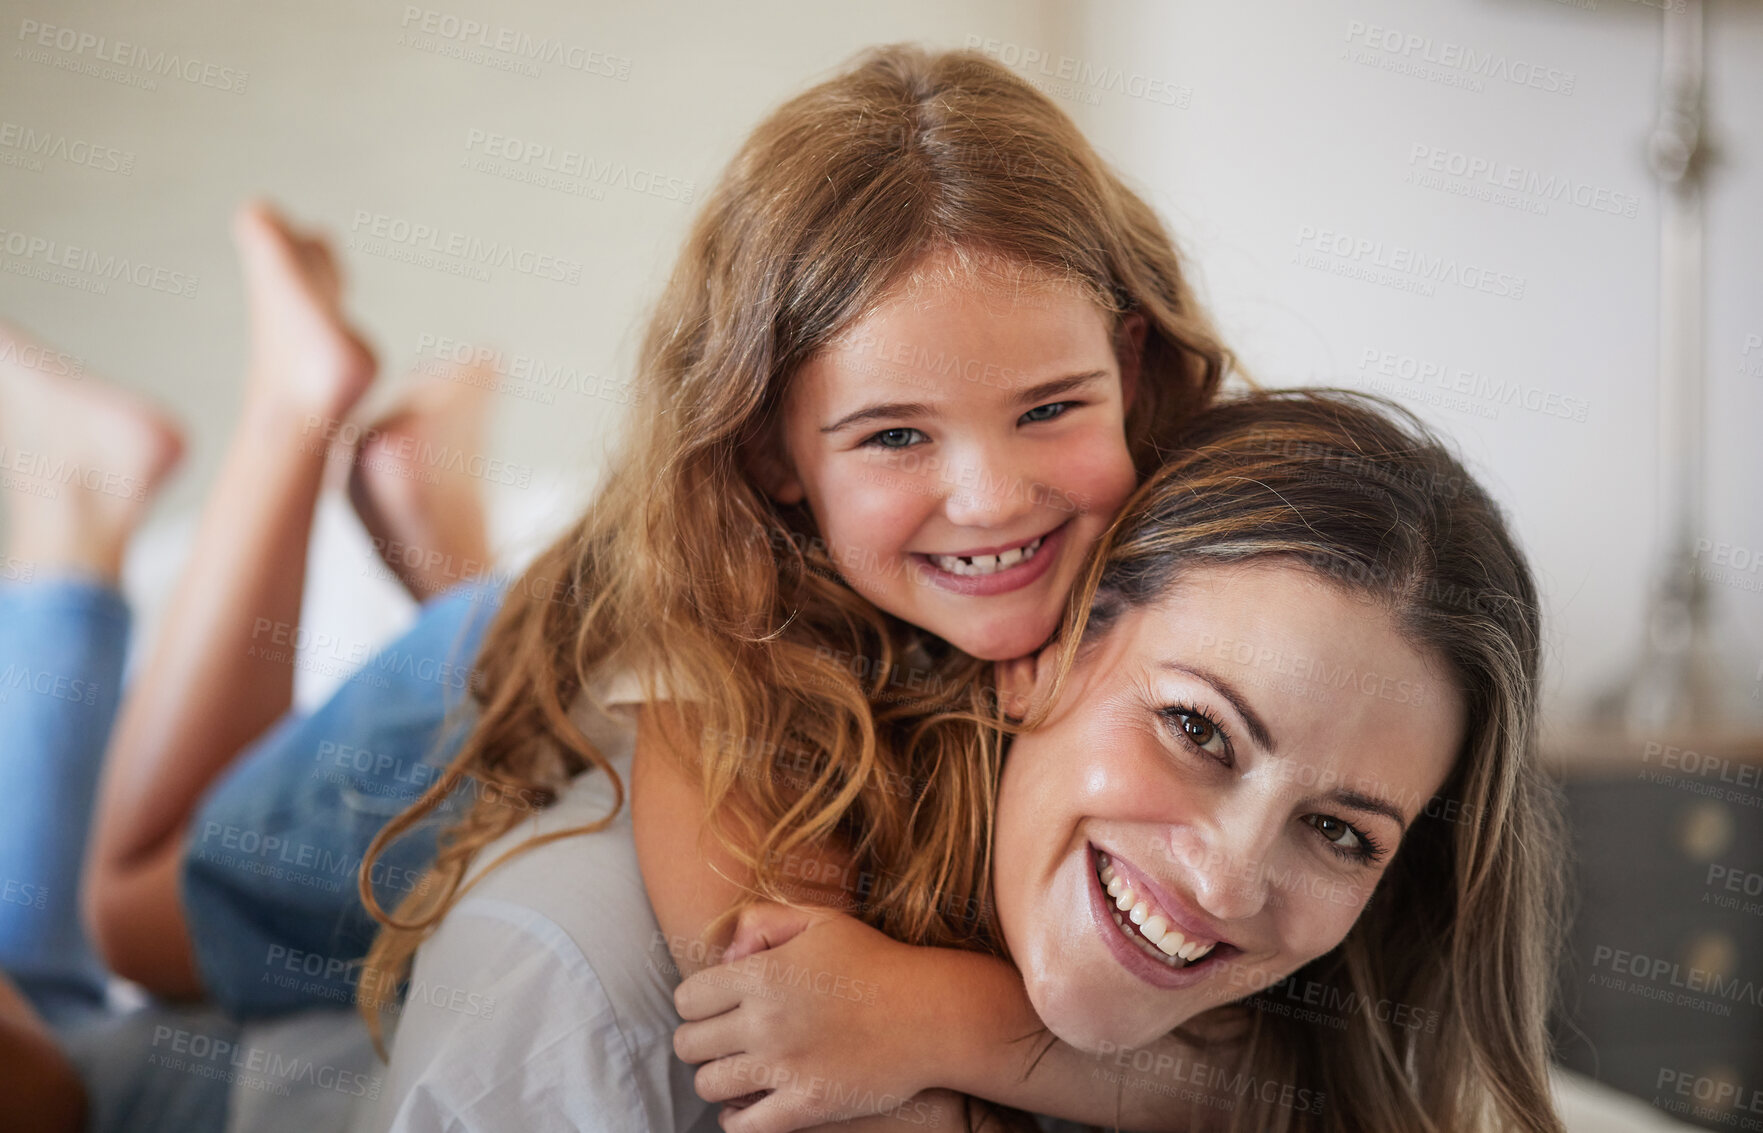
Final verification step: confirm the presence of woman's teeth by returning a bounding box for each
[1096,853,1216,967]
[928,535,1045,577]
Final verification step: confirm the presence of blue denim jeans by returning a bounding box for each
[0,578,126,1024]
[0,576,502,1132]
[180,580,503,1018]
[0,578,239,1130]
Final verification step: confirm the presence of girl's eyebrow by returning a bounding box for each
[821,370,1111,435]
[1011,369,1108,407]
[821,400,933,434]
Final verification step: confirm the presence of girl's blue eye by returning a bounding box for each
[1020,401,1072,424]
[864,427,926,449]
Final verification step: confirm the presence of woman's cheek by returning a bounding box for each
[1074,742,1180,822]
[1280,873,1372,965]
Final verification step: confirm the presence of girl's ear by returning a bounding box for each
[1114,312,1148,412]
[751,448,805,505]
[745,419,806,505]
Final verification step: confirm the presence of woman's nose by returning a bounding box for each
[1173,819,1275,925]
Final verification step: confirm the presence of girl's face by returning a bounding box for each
[992,561,1465,1052]
[768,252,1140,661]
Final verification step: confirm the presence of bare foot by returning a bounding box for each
[0,323,184,582]
[232,201,377,427]
[347,366,493,602]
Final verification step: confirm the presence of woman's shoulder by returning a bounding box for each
[378,753,697,1130]
[453,757,651,958]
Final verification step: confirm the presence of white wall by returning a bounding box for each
[0,0,1757,721]
[1037,0,1763,722]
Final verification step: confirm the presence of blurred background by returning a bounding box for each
[1,0,1758,1127]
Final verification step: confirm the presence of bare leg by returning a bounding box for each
[348,366,492,603]
[86,202,376,996]
[0,974,85,1133]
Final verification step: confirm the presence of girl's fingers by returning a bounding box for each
[720,1090,815,1133]
[725,901,820,964]
[693,1054,775,1105]
[673,1010,747,1065]
[674,962,753,1021]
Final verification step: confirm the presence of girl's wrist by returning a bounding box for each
[897,949,1033,1098]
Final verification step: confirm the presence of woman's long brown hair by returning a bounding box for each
[356,43,1229,1041]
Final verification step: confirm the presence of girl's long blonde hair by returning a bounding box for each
[1031,390,1566,1133]
[358,43,1230,1034]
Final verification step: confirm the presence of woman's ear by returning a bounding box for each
[995,652,1049,721]
[1114,312,1148,412]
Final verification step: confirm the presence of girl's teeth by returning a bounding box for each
[929,535,1044,576]
[1093,853,1218,967]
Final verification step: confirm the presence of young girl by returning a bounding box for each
[671,390,1568,1133]
[358,42,1229,1131]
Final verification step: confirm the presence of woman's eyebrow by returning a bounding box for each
[1158,661,1276,752]
[1328,788,1409,836]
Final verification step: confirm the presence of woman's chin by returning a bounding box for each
[1029,971,1180,1055]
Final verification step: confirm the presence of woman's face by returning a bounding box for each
[765,250,1141,661]
[992,561,1466,1052]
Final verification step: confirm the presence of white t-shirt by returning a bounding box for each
[364,675,715,1132]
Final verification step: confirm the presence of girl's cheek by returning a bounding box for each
[825,464,934,545]
[1052,426,1136,513]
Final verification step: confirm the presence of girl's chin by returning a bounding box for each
[942,613,1060,661]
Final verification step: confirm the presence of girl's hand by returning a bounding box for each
[673,902,941,1133]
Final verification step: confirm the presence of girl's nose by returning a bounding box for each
[939,448,1037,529]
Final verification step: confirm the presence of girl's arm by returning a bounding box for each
[631,705,863,975]
[674,904,1214,1133]
[633,706,1213,1133]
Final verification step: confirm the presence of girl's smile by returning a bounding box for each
[909,521,1065,596]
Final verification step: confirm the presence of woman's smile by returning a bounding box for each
[1083,845,1238,990]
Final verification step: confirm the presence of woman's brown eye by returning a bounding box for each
[1313,815,1347,842]
[1166,709,1227,758]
